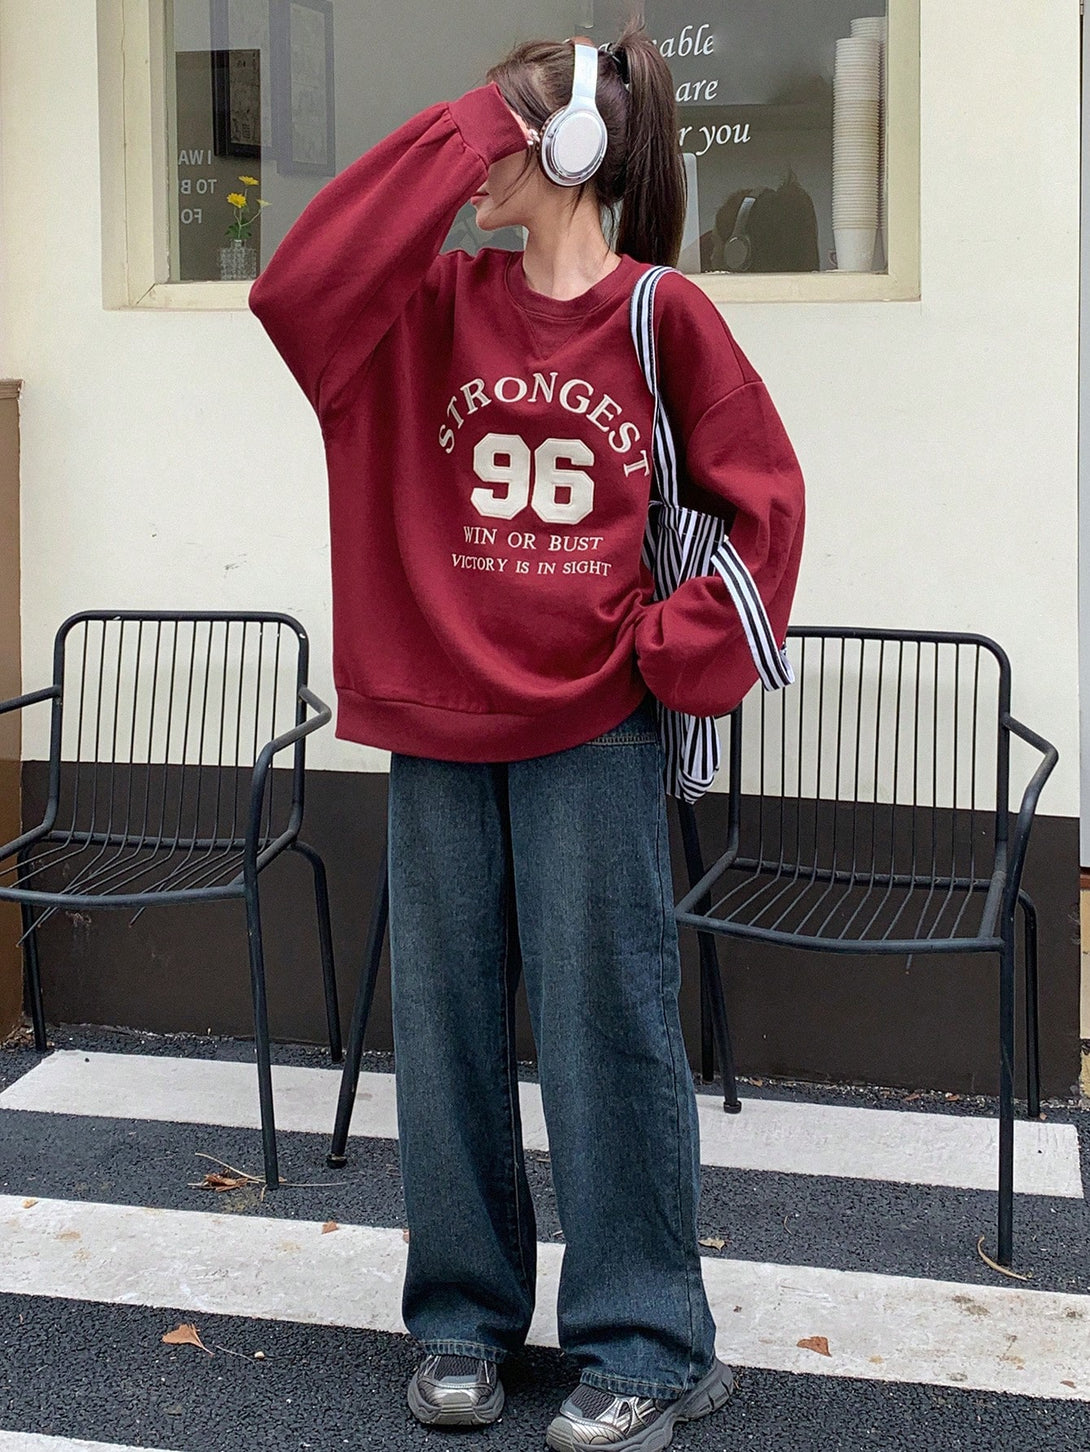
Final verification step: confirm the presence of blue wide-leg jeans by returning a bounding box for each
[387,700,718,1399]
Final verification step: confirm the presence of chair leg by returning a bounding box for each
[996,930,1016,1268]
[675,801,741,1114]
[291,840,342,1064]
[244,877,280,1190]
[699,930,742,1113]
[18,899,47,1053]
[1019,891,1040,1120]
[328,843,389,1168]
[16,848,48,1052]
[698,958,714,1084]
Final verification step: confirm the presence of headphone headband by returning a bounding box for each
[571,38,599,107]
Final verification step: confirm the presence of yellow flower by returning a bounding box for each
[238,175,260,187]
[226,192,247,208]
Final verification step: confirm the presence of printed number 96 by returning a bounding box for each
[471,433,594,525]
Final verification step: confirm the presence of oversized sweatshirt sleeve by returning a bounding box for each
[633,274,805,718]
[248,85,527,417]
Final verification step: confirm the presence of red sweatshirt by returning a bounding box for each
[250,83,805,762]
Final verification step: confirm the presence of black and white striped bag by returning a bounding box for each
[631,265,794,803]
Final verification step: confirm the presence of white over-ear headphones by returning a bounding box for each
[722,194,757,271]
[532,41,608,187]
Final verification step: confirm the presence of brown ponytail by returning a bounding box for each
[487,16,686,267]
[611,17,685,266]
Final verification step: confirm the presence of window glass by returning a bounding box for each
[168,2,890,283]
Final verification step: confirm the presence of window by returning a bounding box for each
[101,0,919,307]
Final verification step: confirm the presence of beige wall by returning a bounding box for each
[0,381,22,1037]
[0,0,1082,825]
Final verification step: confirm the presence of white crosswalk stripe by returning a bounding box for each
[2,1050,1082,1197]
[0,1193,1086,1402]
[0,1436,178,1452]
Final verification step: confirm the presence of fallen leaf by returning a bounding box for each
[403,1229,411,1242]
[22,1199,37,1209]
[869,1355,884,1365]
[902,1092,922,1103]
[162,1323,213,1355]
[1061,1380,1076,1388]
[751,1077,764,1087]
[322,1221,338,1234]
[797,1336,832,1357]
[194,1153,261,1185]
[944,1093,961,1102]
[699,1236,727,1250]
[200,1172,251,1192]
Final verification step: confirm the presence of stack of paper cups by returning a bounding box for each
[832,34,880,270]
[851,16,888,267]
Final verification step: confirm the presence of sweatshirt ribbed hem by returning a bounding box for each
[448,84,527,167]
[334,678,648,762]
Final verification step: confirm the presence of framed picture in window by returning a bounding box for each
[209,0,274,155]
[272,0,336,176]
[211,48,262,159]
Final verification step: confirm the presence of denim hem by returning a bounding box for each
[419,1338,508,1364]
[578,1369,687,1399]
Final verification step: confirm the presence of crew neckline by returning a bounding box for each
[504,251,642,319]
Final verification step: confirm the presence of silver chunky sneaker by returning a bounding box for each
[545,1359,734,1451]
[407,1353,505,1426]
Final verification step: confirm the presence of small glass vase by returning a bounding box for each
[219,238,258,282]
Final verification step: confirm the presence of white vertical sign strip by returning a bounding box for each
[1079,0,1090,863]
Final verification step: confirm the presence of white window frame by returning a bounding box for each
[99,0,920,310]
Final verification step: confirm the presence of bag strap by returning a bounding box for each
[631,266,682,509]
[629,267,794,692]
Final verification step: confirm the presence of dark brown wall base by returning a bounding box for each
[19,762,1082,1097]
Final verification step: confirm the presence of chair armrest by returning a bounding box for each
[0,687,61,862]
[245,686,332,862]
[0,685,60,715]
[1001,712,1059,913]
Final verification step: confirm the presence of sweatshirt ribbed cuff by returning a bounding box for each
[448,83,529,168]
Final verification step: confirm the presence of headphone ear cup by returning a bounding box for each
[539,107,608,186]
[721,233,752,272]
[722,194,757,271]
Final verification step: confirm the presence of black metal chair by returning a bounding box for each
[675,627,1057,1268]
[0,611,341,1188]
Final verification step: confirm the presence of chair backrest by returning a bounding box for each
[42,612,309,850]
[727,628,1012,897]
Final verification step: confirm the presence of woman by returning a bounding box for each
[251,20,804,1451]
